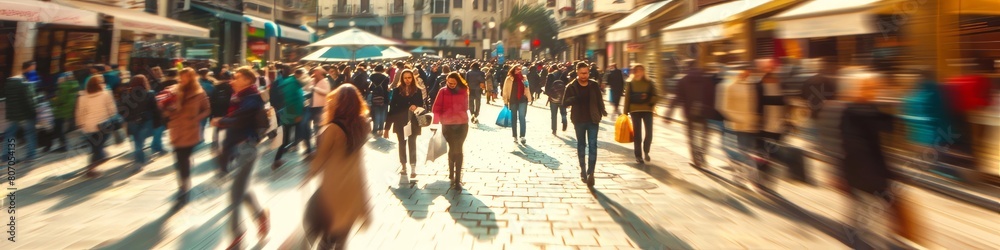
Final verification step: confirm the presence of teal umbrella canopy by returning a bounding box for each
[411,46,437,54]
[302,46,385,62]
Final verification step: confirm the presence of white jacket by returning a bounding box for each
[75,90,117,133]
[717,73,759,133]
[311,78,331,107]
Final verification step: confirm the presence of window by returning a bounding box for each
[392,23,404,39]
[361,0,371,13]
[547,0,555,7]
[258,5,272,14]
[490,0,496,12]
[431,0,449,14]
[452,19,463,36]
[473,0,478,10]
[454,0,462,8]
[432,23,448,38]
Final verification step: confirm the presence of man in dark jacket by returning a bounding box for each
[352,63,370,95]
[3,76,38,162]
[666,60,715,168]
[209,78,234,150]
[465,63,487,123]
[606,63,626,115]
[562,62,607,187]
[527,64,542,105]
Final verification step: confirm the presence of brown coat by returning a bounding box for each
[307,124,370,233]
[163,91,210,148]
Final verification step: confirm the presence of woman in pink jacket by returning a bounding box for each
[432,72,470,188]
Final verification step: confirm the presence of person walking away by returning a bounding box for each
[212,67,270,249]
[484,65,496,104]
[368,65,391,137]
[432,72,471,188]
[623,64,659,164]
[161,68,211,204]
[901,69,951,175]
[389,70,425,177]
[300,84,371,250]
[74,77,116,177]
[273,69,313,170]
[429,65,451,109]
[104,64,123,93]
[667,60,714,168]
[503,65,533,144]
[50,73,78,152]
[3,74,38,162]
[528,63,542,105]
[122,75,161,170]
[562,62,607,187]
[545,65,569,134]
[465,63,486,123]
[197,69,217,146]
[208,72,234,151]
[352,63,370,95]
[149,69,179,157]
[607,63,626,116]
[309,68,333,135]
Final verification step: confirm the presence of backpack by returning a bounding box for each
[549,80,566,104]
[370,77,389,106]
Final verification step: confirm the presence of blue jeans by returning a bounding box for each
[574,122,599,177]
[3,119,38,161]
[371,105,388,132]
[151,125,166,153]
[550,102,567,132]
[509,101,528,138]
[199,118,208,144]
[309,107,324,134]
[128,120,153,164]
[85,132,109,164]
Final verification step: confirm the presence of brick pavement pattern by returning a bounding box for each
[2,97,996,249]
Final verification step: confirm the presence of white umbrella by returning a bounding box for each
[433,30,460,41]
[377,46,412,59]
[308,27,399,47]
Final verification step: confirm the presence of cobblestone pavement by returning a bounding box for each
[1,96,994,249]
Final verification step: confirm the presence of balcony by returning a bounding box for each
[329,4,376,17]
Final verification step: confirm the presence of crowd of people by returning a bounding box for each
[7,51,983,248]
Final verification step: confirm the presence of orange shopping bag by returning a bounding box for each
[615,114,634,143]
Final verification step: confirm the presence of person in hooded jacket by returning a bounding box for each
[75,77,116,177]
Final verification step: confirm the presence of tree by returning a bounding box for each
[501,4,565,57]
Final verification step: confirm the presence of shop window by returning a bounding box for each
[453,20,463,36]
[392,23,404,39]
[432,23,448,38]
[454,0,463,8]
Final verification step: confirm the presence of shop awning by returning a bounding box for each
[279,25,314,43]
[606,1,675,42]
[245,15,279,37]
[191,4,247,23]
[557,19,600,39]
[60,0,209,38]
[771,0,880,39]
[660,0,774,45]
[431,17,450,24]
[333,17,385,27]
[388,16,405,24]
[0,0,98,27]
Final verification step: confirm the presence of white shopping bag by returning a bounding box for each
[425,128,447,164]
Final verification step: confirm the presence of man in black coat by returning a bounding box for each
[606,63,626,115]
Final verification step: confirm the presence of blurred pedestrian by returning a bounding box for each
[301,84,372,250]
[667,60,713,167]
[161,68,210,204]
[607,63,626,116]
[122,75,160,169]
[49,73,78,152]
[75,76,115,177]
[368,65,391,137]
[466,63,486,124]
[563,62,607,187]
[623,64,659,164]
[273,69,313,170]
[545,65,568,134]
[433,72,470,188]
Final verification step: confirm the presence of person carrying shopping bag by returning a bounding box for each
[502,64,533,145]
[160,68,211,205]
[432,72,470,188]
[623,64,659,164]
[389,69,426,177]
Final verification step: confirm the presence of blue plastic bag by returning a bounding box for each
[496,105,512,127]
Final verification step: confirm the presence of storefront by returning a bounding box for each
[245,15,315,63]
[771,0,888,67]
[276,23,316,62]
[557,19,601,62]
[179,4,248,65]
[605,0,688,84]
[0,0,98,79]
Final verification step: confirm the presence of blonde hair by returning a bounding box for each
[625,64,649,83]
[177,67,204,107]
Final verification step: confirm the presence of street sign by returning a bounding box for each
[250,41,268,56]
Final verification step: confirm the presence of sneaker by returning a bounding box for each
[409,164,417,178]
[520,137,526,144]
[514,138,520,144]
[645,154,651,162]
[636,157,645,164]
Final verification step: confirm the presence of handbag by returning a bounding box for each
[614,114,634,143]
[496,105,512,127]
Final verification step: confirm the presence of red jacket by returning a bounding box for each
[432,86,470,125]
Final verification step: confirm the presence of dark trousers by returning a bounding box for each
[53,118,70,149]
[630,112,653,158]
[610,90,622,112]
[574,122,600,177]
[85,132,108,165]
[309,107,324,135]
[174,146,195,190]
[442,124,469,180]
[468,90,482,117]
[396,133,417,165]
[274,122,313,163]
[227,141,263,236]
[686,118,711,167]
[550,102,567,132]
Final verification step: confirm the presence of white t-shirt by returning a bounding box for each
[311,78,331,107]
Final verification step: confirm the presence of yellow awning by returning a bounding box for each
[661,0,777,45]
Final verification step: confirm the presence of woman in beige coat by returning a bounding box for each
[161,68,210,205]
[302,84,371,250]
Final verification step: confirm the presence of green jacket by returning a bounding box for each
[53,79,79,119]
[623,78,659,113]
[278,77,305,125]
[4,77,37,121]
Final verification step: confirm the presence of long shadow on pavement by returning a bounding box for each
[390,175,439,220]
[437,181,499,241]
[366,137,398,153]
[94,208,181,250]
[511,144,561,169]
[623,162,754,216]
[591,189,694,250]
[176,209,231,250]
[13,162,141,213]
